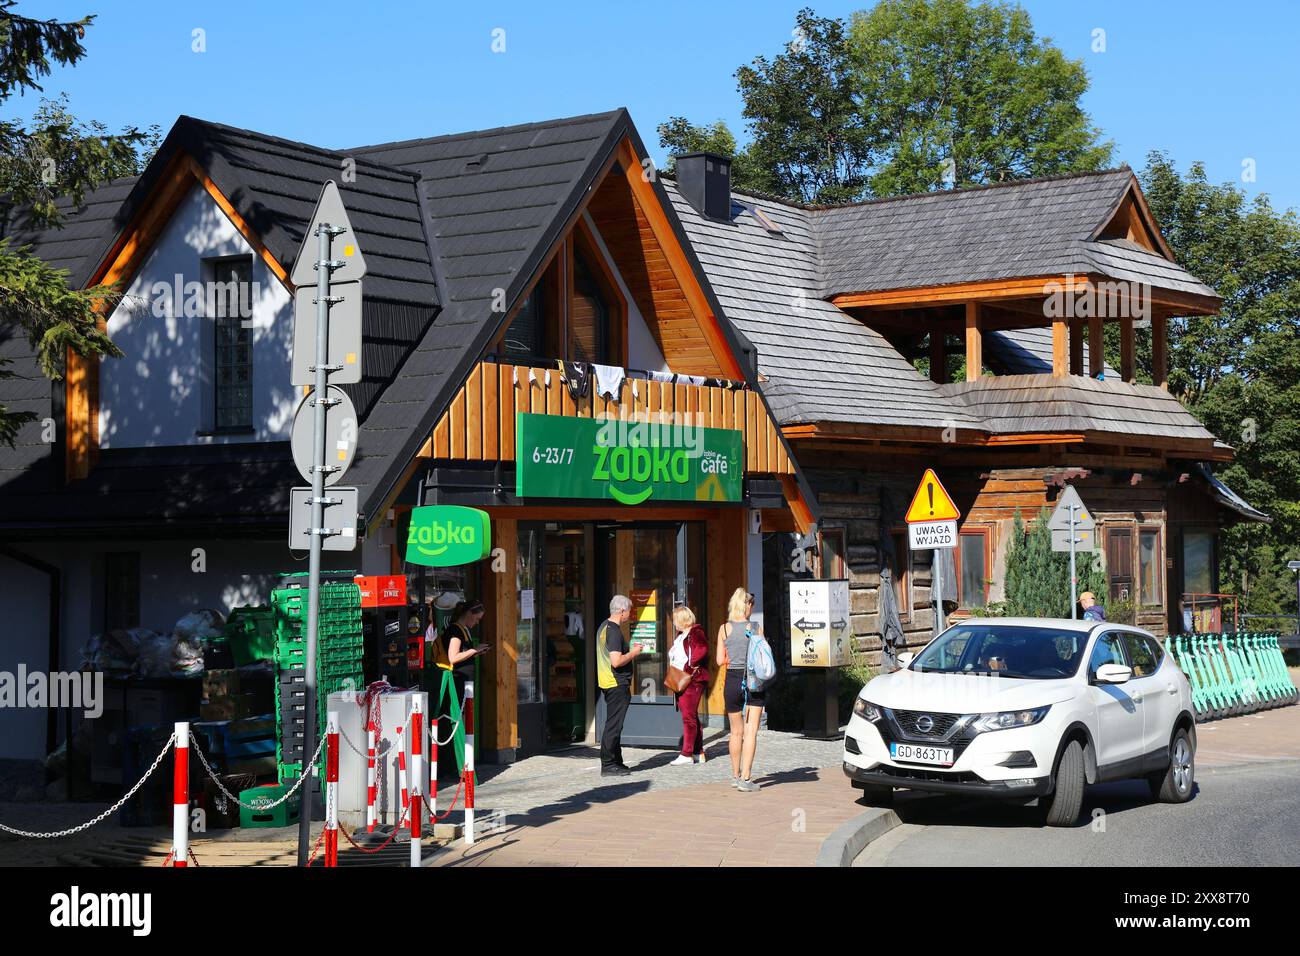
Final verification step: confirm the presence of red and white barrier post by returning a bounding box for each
[365,720,377,833]
[172,721,189,867]
[324,712,339,867]
[464,682,475,845]
[396,725,409,813]
[429,714,438,817]
[408,697,423,867]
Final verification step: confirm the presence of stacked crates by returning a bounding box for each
[272,577,365,781]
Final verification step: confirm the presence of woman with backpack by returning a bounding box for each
[667,605,710,766]
[717,588,765,792]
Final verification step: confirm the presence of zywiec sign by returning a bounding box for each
[789,579,851,667]
[515,413,743,504]
[355,574,407,607]
[404,505,491,567]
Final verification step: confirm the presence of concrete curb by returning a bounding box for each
[815,806,902,867]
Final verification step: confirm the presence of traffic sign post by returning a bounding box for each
[905,468,961,634]
[289,182,366,867]
[1048,486,1095,619]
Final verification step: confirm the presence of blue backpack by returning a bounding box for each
[745,626,777,692]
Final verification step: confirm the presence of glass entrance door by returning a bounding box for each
[595,521,706,747]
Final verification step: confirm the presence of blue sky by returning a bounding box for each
[17,0,1300,211]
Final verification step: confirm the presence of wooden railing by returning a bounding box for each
[428,361,795,475]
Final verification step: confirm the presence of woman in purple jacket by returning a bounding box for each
[669,605,710,766]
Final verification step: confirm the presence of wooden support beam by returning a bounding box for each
[1069,318,1084,376]
[485,517,518,755]
[929,332,946,384]
[1152,312,1168,390]
[965,302,982,382]
[1088,313,1104,379]
[1051,317,1068,378]
[1121,315,1136,383]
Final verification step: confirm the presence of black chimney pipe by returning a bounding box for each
[675,152,733,222]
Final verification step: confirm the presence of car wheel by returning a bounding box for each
[853,782,894,807]
[1041,739,1085,827]
[1149,727,1195,803]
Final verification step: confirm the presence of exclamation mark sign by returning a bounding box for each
[927,482,935,516]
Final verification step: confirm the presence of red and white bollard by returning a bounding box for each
[464,682,475,845]
[429,716,438,817]
[365,720,377,833]
[324,712,339,867]
[172,721,189,867]
[396,725,409,813]
[408,697,423,868]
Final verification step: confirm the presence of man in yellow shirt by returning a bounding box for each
[596,595,643,776]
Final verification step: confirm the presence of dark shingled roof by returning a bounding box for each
[0,110,632,532]
[669,172,1218,448]
[812,168,1217,299]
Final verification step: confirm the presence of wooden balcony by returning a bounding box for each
[427,360,795,475]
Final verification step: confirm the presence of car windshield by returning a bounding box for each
[911,624,1088,680]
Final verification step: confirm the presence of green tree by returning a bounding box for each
[662,2,1111,204]
[1138,151,1300,615]
[655,117,770,195]
[1003,508,1106,618]
[849,0,1111,196]
[0,4,152,445]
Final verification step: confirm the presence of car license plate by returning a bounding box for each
[890,742,954,766]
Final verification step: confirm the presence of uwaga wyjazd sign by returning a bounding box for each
[405,505,492,567]
[515,413,743,505]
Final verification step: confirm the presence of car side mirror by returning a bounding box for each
[1094,663,1132,684]
[897,651,915,668]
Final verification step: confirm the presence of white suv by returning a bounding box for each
[842,618,1196,826]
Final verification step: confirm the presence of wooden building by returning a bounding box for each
[668,158,1268,659]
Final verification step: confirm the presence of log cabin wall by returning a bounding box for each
[774,455,1222,666]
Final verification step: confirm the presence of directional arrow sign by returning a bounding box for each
[290,385,358,486]
[290,180,367,286]
[291,281,363,387]
[794,617,826,631]
[905,468,961,523]
[1047,485,1095,532]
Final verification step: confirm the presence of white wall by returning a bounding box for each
[0,555,54,760]
[99,186,295,448]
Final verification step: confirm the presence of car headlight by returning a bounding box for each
[853,698,884,722]
[974,706,1050,733]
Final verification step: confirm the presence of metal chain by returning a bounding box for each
[189,730,328,811]
[338,801,410,855]
[0,734,174,839]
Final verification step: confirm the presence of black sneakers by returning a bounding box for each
[601,764,632,777]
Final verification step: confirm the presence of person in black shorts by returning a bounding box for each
[716,588,765,792]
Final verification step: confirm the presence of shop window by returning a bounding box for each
[104,552,140,630]
[1138,528,1162,607]
[1182,530,1216,595]
[956,528,990,610]
[817,527,846,580]
[209,256,254,432]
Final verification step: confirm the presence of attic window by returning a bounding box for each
[465,153,489,170]
[737,200,783,235]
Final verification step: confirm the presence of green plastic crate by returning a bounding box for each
[225,607,278,665]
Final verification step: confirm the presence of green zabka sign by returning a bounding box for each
[405,505,491,567]
[515,413,743,505]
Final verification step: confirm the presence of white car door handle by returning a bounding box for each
[1166,684,1178,695]
[1132,692,1143,703]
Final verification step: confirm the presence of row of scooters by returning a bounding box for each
[1165,632,1298,721]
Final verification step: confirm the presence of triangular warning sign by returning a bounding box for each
[905,468,961,523]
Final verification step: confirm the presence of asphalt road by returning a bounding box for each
[854,760,1300,867]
